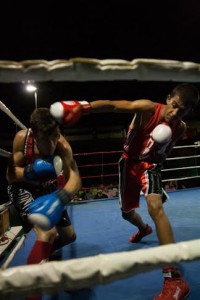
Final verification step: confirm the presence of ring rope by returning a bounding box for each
[73,144,200,158]
[173,145,200,149]
[0,239,199,299]
[0,100,27,130]
[162,175,200,182]
[78,162,118,168]
[0,100,26,158]
[162,166,200,172]
[166,155,200,161]
[0,149,12,158]
[73,150,122,156]
[71,144,200,186]
[81,173,118,179]
[81,173,200,182]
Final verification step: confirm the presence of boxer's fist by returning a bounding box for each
[28,189,71,230]
[151,123,172,144]
[50,100,91,126]
[24,155,62,180]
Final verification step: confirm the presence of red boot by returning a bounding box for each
[129,224,152,243]
[154,268,190,300]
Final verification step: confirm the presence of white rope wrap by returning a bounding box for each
[0,58,200,82]
[0,239,199,299]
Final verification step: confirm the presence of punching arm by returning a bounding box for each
[50,99,156,126]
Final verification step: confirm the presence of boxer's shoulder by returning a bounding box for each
[13,129,28,148]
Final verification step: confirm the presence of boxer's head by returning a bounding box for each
[30,108,60,156]
[164,83,199,123]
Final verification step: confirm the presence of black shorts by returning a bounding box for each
[7,183,71,233]
[119,157,169,212]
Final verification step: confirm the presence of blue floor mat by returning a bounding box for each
[8,188,200,300]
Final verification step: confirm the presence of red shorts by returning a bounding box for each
[119,156,167,212]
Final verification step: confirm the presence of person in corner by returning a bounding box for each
[50,83,199,300]
[6,107,81,300]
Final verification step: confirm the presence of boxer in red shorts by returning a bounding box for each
[50,83,199,300]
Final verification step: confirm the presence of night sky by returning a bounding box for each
[0,1,200,62]
[1,1,200,199]
[0,0,200,124]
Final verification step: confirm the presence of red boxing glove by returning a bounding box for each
[50,100,92,126]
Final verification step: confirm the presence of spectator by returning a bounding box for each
[94,189,108,199]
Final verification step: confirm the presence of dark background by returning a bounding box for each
[1,1,200,62]
[1,0,200,123]
[1,0,200,201]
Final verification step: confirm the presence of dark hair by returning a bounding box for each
[30,107,59,134]
[171,83,200,109]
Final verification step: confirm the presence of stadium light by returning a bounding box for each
[25,82,38,108]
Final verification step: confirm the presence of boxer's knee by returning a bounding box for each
[122,210,135,221]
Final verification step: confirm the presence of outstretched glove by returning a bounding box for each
[28,189,71,230]
[50,100,92,126]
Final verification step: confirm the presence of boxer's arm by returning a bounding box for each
[90,99,155,113]
[57,135,82,196]
[6,130,28,183]
[50,99,155,127]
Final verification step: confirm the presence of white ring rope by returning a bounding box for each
[0,100,26,157]
[0,100,27,130]
[173,145,200,149]
[0,239,199,299]
[162,166,200,172]
[162,143,200,182]
[162,176,200,182]
[166,155,200,161]
[0,148,12,158]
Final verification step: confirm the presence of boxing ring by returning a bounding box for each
[2,189,200,300]
[0,92,200,299]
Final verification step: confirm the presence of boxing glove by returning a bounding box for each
[50,100,92,126]
[151,123,172,144]
[28,189,71,230]
[24,155,63,180]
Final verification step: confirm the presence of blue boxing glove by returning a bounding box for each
[24,155,62,180]
[28,189,71,230]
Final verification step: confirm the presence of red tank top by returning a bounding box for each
[24,128,35,165]
[123,103,181,161]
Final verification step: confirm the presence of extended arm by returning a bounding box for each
[90,99,155,113]
[50,99,155,126]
